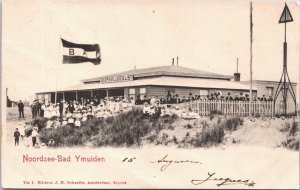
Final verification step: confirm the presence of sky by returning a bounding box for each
[2,0,300,101]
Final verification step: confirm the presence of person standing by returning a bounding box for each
[14,128,21,146]
[67,101,75,114]
[18,100,25,118]
[40,103,45,117]
[36,101,41,117]
[31,128,38,147]
[31,102,37,119]
[59,100,64,119]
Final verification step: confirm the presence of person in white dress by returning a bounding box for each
[46,120,54,129]
[143,102,151,115]
[74,118,81,127]
[53,118,61,129]
[62,117,68,126]
[44,105,51,119]
[50,105,57,118]
[67,116,75,127]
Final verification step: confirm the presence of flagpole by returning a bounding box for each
[55,35,61,104]
[249,1,253,117]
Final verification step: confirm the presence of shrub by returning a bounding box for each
[184,123,193,129]
[193,124,225,147]
[161,133,169,145]
[280,122,290,132]
[31,117,48,131]
[39,109,182,147]
[147,134,158,143]
[200,120,209,128]
[173,136,178,144]
[223,116,243,131]
[281,119,299,150]
[288,120,299,136]
[282,136,299,150]
[161,114,178,124]
[93,110,151,147]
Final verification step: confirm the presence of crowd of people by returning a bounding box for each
[14,91,274,147]
[34,97,135,129]
[135,92,274,105]
[27,91,273,123]
[142,103,201,119]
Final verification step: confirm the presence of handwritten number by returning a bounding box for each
[122,157,136,163]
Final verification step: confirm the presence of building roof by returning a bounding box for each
[36,76,255,93]
[81,65,233,83]
[241,80,297,85]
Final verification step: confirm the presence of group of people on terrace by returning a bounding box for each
[135,91,274,105]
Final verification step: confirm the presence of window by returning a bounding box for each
[139,88,146,100]
[139,88,146,94]
[129,88,135,100]
[44,94,51,100]
[129,88,135,95]
[266,87,274,96]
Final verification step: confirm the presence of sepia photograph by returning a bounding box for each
[1,0,299,189]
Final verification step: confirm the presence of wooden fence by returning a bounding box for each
[176,100,298,117]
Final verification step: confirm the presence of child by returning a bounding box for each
[46,120,54,129]
[32,124,38,132]
[173,106,182,117]
[67,116,75,126]
[62,117,68,126]
[31,128,38,147]
[76,110,82,119]
[75,118,81,127]
[18,123,25,140]
[149,105,156,116]
[34,143,40,149]
[53,118,61,129]
[14,128,21,146]
[44,105,51,119]
[48,139,55,146]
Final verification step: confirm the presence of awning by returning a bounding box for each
[37,76,257,93]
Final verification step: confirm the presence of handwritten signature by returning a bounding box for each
[150,154,202,172]
[191,172,255,187]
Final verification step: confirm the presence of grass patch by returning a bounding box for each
[39,109,178,147]
[193,124,225,147]
[223,116,243,131]
[281,119,299,150]
[191,116,243,148]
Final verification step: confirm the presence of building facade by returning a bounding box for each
[240,80,297,104]
[35,65,298,105]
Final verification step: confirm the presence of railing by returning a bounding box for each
[176,100,298,117]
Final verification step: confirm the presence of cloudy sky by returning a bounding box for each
[3,0,299,101]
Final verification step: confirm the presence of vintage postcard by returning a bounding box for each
[1,0,299,189]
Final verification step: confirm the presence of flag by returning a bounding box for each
[61,38,101,65]
[279,4,293,23]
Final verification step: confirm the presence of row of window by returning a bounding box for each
[129,88,146,95]
[129,88,210,98]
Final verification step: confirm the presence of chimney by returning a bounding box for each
[134,65,136,69]
[176,57,179,66]
[234,57,240,81]
[172,58,174,66]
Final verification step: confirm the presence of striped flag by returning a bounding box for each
[61,38,101,65]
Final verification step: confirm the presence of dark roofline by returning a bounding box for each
[241,80,297,85]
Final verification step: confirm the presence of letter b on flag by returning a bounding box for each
[69,49,74,55]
